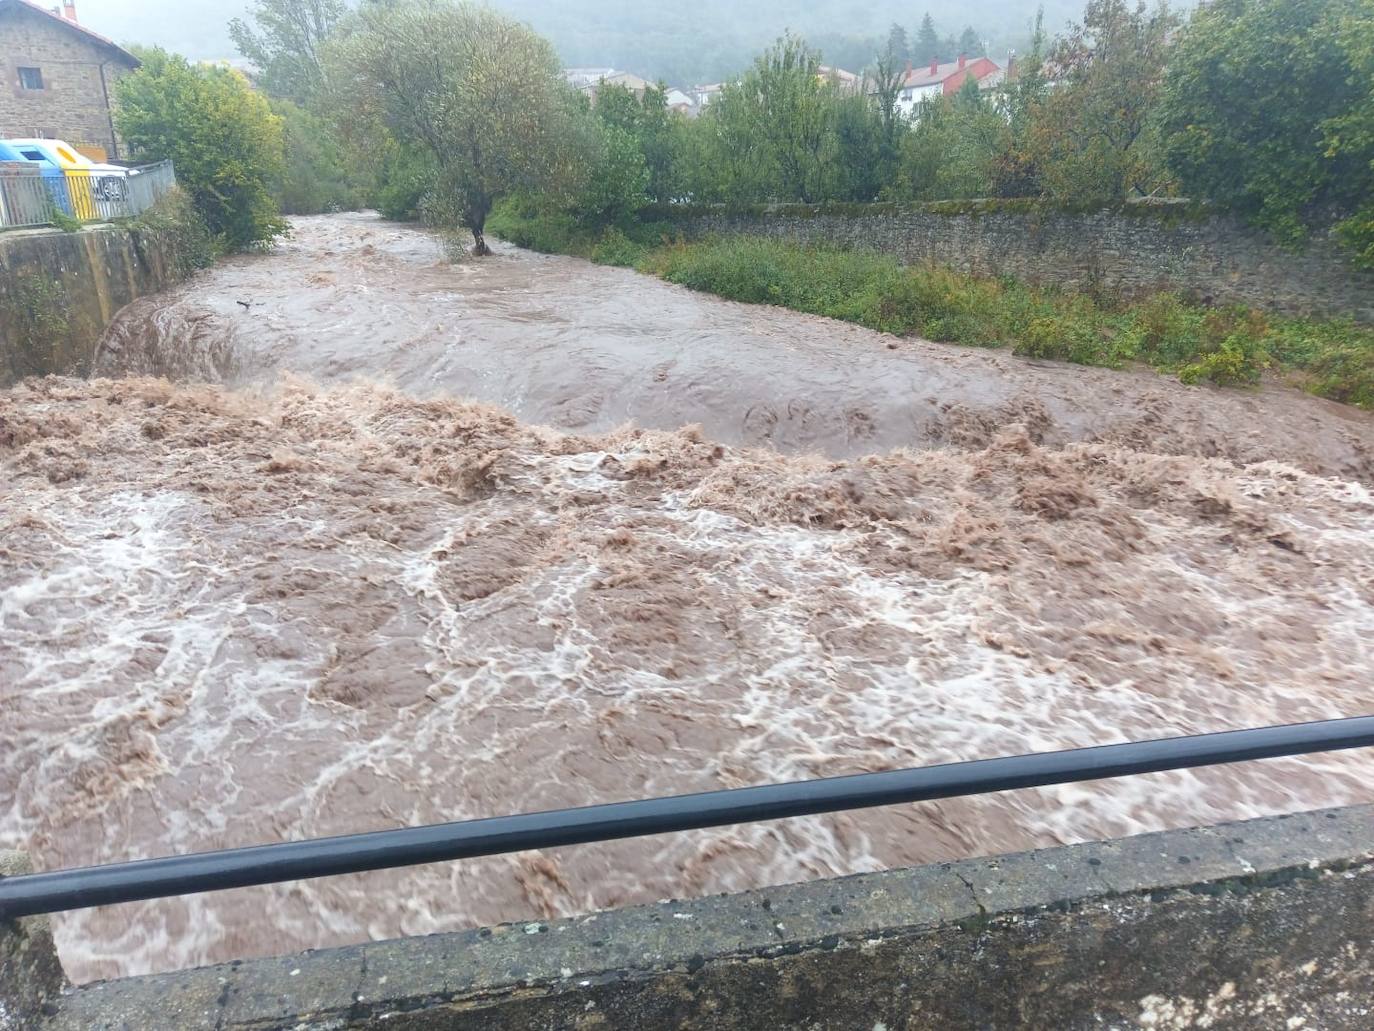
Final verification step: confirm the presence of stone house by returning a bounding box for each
[0,0,139,161]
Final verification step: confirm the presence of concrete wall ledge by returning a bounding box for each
[26,805,1374,1030]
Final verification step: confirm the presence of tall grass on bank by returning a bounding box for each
[486,205,1374,407]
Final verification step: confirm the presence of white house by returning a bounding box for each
[886,55,1005,119]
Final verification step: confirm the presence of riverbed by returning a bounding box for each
[3,213,1372,982]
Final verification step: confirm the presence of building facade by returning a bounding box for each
[892,56,1003,120]
[0,0,138,160]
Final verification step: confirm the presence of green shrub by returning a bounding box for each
[487,215,1374,407]
[48,206,82,233]
[590,227,647,266]
[116,48,287,250]
[1265,318,1374,406]
[374,147,436,223]
[1178,334,1267,386]
[1133,292,1207,365]
[486,200,592,254]
[130,187,218,276]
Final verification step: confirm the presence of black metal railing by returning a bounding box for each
[2,716,1371,921]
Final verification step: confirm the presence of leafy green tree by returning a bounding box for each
[868,39,909,174]
[270,98,368,214]
[593,82,685,205]
[328,0,575,253]
[576,120,651,223]
[708,33,833,203]
[959,26,983,55]
[229,0,346,104]
[991,8,1050,196]
[891,77,1007,201]
[915,13,942,63]
[116,48,287,249]
[372,142,437,221]
[1025,0,1176,203]
[1160,0,1374,262]
[1324,1,1374,265]
[827,92,888,201]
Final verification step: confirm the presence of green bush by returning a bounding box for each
[486,199,592,254]
[130,187,218,276]
[271,99,368,215]
[590,227,647,266]
[373,146,436,222]
[116,48,287,250]
[1266,318,1374,406]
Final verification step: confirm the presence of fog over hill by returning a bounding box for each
[76,0,1123,85]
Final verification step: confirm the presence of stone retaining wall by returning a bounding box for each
[670,202,1374,323]
[8,805,1372,1030]
[0,222,182,384]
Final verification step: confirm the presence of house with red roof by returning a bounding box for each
[0,0,139,161]
[891,55,1003,119]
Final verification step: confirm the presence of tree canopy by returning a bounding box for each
[115,48,287,248]
[327,0,577,253]
[1160,0,1374,263]
[229,0,347,104]
[1020,0,1177,203]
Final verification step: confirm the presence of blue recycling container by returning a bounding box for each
[0,139,73,215]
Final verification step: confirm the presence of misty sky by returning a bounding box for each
[74,0,1108,83]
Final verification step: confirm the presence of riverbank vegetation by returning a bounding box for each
[120,0,1372,397]
[209,0,1374,268]
[480,0,1373,268]
[115,49,289,250]
[128,188,220,277]
[488,204,1374,407]
[176,0,1374,271]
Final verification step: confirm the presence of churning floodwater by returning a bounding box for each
[3,213,1373,983]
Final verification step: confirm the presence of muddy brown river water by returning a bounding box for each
[3,213,1373,982]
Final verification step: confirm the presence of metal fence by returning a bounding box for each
[0,715,1371,920]
[0,159,177,230]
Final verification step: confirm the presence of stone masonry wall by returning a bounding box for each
[0,5,132,159]
[672,202,1374,323]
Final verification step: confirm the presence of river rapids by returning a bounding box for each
[2,214,1372,982]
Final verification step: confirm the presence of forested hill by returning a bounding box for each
[81,0,1105,82]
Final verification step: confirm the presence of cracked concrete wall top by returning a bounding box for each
[22,805,1374,1030]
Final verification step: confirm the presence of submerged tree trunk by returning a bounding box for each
[467,198,492,256]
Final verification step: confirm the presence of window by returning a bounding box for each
[18,66,43,90]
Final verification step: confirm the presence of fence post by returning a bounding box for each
[0,852,67,1030]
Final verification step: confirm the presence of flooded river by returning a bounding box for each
[3,213,1373,982]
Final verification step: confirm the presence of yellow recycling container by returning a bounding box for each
[5,139,107,220]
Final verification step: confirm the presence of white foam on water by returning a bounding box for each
[3,345,1373,981]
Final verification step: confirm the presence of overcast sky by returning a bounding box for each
[73,0,1128,83]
